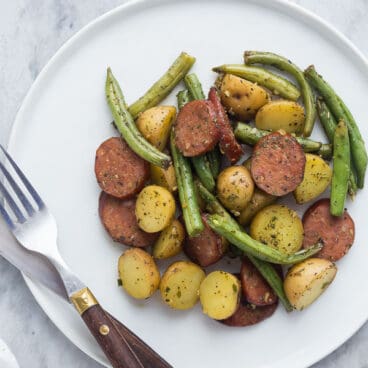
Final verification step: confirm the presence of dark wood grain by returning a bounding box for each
[81,304,144,368]
[106,312,173,368]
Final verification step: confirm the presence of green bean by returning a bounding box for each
[317,144,333,161]
[338,96,366,191]
[184,73,205,100]
[244,51,316,137]
[247,254,293,312]
[128,52,195,118]
[170,131,203,236]
[207,147,221,178]
[317,98,357,196]
[191,156,216,192]
[212,64,300,101]
[195,179,234,222]
[105,68,171,168]
[207,214,322,265]
[195,180,293,311]
[330,120,350,216]
[316,98,336,141]
[305,65,367,188]
[234,122,330,156]
[176,90,191,110]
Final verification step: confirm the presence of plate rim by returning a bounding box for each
[7,0,368,367]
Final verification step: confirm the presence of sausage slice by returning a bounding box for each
[99,192,158,247]
[240,257,278,306]
[208,87,243,163]
[251,132,306,196]
[221,299,278,327]
[174,100,219,156]
[220,273,278,327]
[95,137,150,199]
[303,198,355,261]
[184,214,227,267]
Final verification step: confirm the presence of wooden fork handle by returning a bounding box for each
[106,312,172,368]
[71,287,144,368]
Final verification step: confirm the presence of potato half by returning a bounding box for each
[118,248,160,299]
[255,100,305,134]
[135,185,176,233]
[160,261,205,310]
[219,74,269,120]
[150,163,177,193]
[136,106,176,151]
[153,219,185,259]
[294,153,332,204]
[217,166,254,214]
[284,258,337,310]
[250,204,304,254]
[199,271,241,320]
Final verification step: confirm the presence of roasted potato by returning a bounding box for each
[250,204,304,254]
[118,248,160,299]
[199,271,241,320]
[217,166,254,214]
[136,106,176,151]
[153,219,185,259]
[150,163,177,193]
[219,74,269,120]
[255,100,305,134]
[284,258,337,310]
[294,153,332,204]
[135,185,176,233]
[238,188,277,226]
[160,261,205,310]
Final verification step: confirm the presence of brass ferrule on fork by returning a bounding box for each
[70,287,98,315]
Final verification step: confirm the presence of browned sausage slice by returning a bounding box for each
[240,257,278,306]
[208,87,243,163]
[99,192,158,247]
[184,214,227,267]
[174,100,219,157]
[303,198,355,261]
[221,298,278,327]
[251,132,306,196]
[95,137,150,199]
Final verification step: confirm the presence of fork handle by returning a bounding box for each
[106,313,173,368]
[71,287,144,368]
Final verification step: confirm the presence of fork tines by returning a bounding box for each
[0,145,44,228]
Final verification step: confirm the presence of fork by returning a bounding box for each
[0,145,168,368]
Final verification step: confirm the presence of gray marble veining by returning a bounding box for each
[0,1,367,367]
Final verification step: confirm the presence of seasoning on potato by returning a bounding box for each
[218,74,269,120]
[250,204,304,255]
[153,219,185,259]
[255,100,305,134]
[160,261,205,310]
[150,163,177,192]
[284,258,337,310]
[136,106,176,151]
[118,248,160,299]
[217,166,254,215]
[199,271,241,320]
[135,185,176,233]
[294,153,332,204]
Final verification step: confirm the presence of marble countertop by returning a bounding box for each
[0,1,367,367]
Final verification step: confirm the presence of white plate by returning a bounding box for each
[7,0,368,367]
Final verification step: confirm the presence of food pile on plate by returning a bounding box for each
[94,50,365,326]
